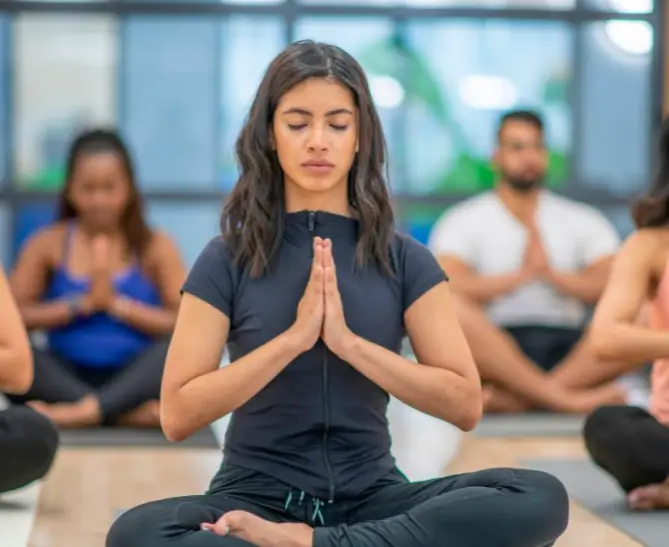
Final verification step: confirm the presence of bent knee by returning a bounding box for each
[583,405,633,453]
[12,407,59,465]
[512,469,570,536]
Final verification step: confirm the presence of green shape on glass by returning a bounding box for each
[23,165,65,190]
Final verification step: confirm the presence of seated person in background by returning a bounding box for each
[0,262,59,494]
[108,41,569,547]
[429,109,626,414]
[583,118,669,511]
[7,128,186,429]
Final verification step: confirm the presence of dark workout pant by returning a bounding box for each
[107,464,569,547]
[584,405,669,492]
[8,339,169,423]
[506,326,582,372]
[0,406,59,493]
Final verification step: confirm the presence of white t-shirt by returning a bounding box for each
[428,191,621,328]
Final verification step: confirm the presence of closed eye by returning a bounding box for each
[331,125,348,131]
[288,124,307,131]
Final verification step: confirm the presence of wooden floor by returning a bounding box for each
[24,433,642,547]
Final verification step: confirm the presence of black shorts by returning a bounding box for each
[505,325,582,372]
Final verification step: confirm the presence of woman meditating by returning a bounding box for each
[585,116,669,511]
[107,41,569,547]
[9,129,186,429]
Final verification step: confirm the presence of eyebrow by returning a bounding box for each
[280,107,354,117]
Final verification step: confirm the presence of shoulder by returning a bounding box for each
[145,230,181,261]
[544,192,611,224]
[19,222,66,262]
[430,193,496,234]
[392,231,447,280]
[620,228,666,258]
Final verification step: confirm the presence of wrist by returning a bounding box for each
[110,296,132,319]
[330,330,360,362]
[280,327,314,357]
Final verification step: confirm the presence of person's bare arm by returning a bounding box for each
[110,232,187,336]
[0,264,33,393]
[590,231,669,363]
[336,283,482,431]
[438,255,524,305]
[161,243,324,442]
[11,228,76,330]
[545,255,613,305]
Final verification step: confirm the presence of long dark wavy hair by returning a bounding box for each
[57,128,152,257]
[221,40,395,278]
[633,117,669,228]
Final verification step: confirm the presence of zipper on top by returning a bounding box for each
[307,210,336,503]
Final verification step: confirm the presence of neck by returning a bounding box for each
[284,185,350,217]
[496,182,541,225]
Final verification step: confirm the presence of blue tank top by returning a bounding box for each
[45,224,162,368]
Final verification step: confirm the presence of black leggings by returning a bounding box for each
[107,464,569,547]
[8,340,168,423]
[0,406,59,494]
[584,405,669,492]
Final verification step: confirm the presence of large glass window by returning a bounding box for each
[0,201,8,268]
[13,200,58,259]
[122,17,219,190]
[145,201,222,267]
[584,0,653,13]
[0,17,8,186]
[298,0,575,7]
[294,17,402,190]
[577,20,652,197]
[402,20,572,196]
[219,16,286,191]
[14,15,117,190]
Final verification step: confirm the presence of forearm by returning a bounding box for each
[110,297,177,336]
[547,270,606,304]
[592,324,669,364]
[451,274,522,304]
[337,336,481,431]
[164,329,305,441]
[19,300,75,330]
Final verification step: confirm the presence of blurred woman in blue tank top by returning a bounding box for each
[7,129,186,429]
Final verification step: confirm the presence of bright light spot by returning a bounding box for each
[370,75,405,109]
[458,75,517,111]
[604,20,653,55]
[608,0,652,13]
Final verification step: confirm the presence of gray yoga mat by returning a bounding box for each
[473,412,586,437]
[59,426,220,449]
[522,458,667,547]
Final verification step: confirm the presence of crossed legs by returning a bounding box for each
[452,294,628,413]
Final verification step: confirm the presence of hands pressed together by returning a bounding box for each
[70,235,126,318]
[518,220,553,285]
[291,236,355,356]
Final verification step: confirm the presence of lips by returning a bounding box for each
[302,160,334,168]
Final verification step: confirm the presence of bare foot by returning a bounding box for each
[569,383,627,414]
[27,396,101,428]
[116,400,161,428]
[628,483,669,510]
[200,510,313,547]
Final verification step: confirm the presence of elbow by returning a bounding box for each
[159,398,191,443]
[458,398,483,432]
[1,350,34,395]
[447,382,483,432]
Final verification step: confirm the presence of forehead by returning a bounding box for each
[277,78,356,114]
[73,152,124,177]
[499,120,543,143]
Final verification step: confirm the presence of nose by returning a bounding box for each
[306,123,328,151]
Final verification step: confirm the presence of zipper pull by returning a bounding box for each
[308,211,315,233]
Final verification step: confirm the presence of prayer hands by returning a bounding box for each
[520,221,550,282]
[320,238,354,358]
[86,235,116,312]
[291,237,354,356]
